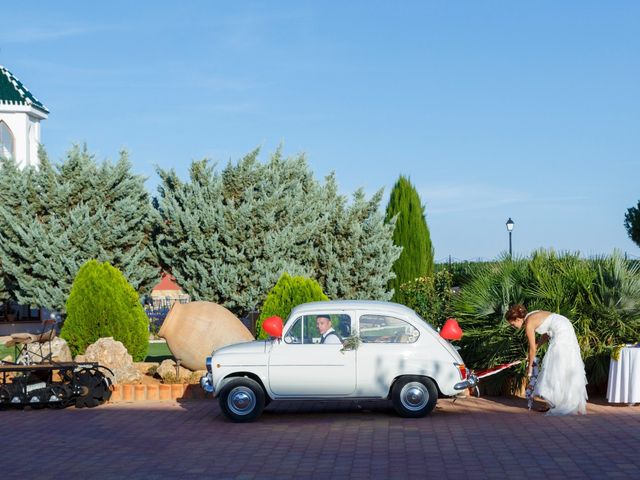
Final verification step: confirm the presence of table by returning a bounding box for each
[607,346,640,404]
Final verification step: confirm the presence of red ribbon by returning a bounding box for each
[474,360,522,379]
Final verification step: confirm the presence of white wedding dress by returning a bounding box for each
[533,313,588,415]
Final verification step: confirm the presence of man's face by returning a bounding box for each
[316,316,332,334]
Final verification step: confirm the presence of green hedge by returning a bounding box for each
[399,270,453,329]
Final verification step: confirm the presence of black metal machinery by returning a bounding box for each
[0,320,113,410]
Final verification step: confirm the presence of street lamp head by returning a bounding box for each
[506,217,514,232]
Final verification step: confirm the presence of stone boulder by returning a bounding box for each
[76,337,142,384]
[156,359,193,383]
[18,337,73,363]
[134,362,160,376]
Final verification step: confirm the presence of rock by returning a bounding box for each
[159,301,254,371]
[18,336,73,363]
[156,359,193,383]
[134,362,160,376]
[79,337,142,384]
[2,355,12,363]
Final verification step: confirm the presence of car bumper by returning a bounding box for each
[200,373,215,394]
[454,373,479,390]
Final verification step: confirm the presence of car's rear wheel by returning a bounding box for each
[391,376,437,418]
[219,378,265,423]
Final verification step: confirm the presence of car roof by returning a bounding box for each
[290,300,417,317]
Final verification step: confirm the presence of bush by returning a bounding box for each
[436,261,492,287]
[453,250,640,393]
[61,260,149,361]
[256,272,328,339]
[400,270,453,329]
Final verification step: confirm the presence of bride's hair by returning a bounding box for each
[506,304,527,321]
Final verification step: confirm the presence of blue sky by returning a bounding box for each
[1,1,638,261]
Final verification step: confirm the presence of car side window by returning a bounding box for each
[284,316,303,344]
[284,314,352,344]
[359,314,419,344]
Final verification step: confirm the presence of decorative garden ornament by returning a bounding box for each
[159,301,253,371]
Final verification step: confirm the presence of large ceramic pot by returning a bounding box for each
[158,301,254,371]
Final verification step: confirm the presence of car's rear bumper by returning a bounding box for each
[454,373,479,390]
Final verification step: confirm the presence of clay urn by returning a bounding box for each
[158,301,254,371]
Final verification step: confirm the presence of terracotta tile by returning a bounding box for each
[122,384,134,401]
[134,384,146,401]
[110,384,122,402]
[147,385,159,401]
[171,383,185,399]
[159,384,171,400]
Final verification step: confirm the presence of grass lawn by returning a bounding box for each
[145,341,174,363]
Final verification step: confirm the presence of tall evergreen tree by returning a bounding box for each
[0,145,159,311]
[385,175,434,303]
[315,174,401,301]
[625,200,640,248]
[154,148,400,317]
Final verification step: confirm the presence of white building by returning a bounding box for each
[0,65,48,168]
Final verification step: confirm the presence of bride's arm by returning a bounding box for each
[525,326,537,376]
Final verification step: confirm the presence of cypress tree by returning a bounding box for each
[385,175,434,303]
[154,148,400,316]
[0,145,159,311]
[61,260,149,360]
[314,175,401,301]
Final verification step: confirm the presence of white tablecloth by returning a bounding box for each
[607,346,640,404]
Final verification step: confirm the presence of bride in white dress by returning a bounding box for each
[506,304,588,415]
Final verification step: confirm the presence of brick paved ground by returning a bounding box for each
[1,396,638,479]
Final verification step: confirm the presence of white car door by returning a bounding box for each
[355,312,422,397]
[268,312,356,396]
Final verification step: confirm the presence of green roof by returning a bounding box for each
[0,65,49,113]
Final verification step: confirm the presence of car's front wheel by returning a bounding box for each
[219,378,266,423]
[391,376,437,418]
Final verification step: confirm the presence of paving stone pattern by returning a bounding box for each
[1,396,638,479]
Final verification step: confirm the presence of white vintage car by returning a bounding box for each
[201,300,477,422]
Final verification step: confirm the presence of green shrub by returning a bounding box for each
[256,272,328,339]
[436,260,492,287]
[61,260,149,361]
[454,250,640,393]
[400,270,453,329]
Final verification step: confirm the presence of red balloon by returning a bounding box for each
[262,316,283,338]
[440,318,463,341]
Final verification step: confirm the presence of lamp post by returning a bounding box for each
[506,217,514,258]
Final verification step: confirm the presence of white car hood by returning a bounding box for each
[214,340,270,357]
